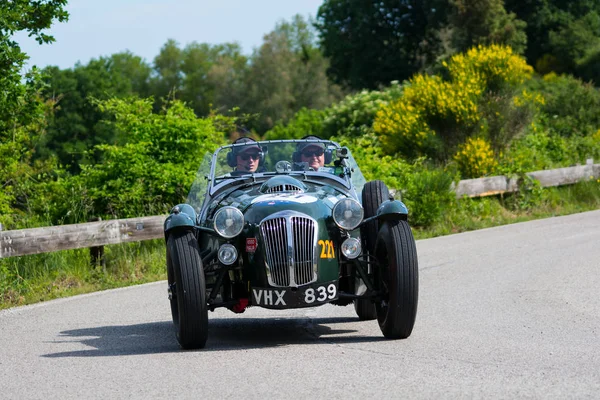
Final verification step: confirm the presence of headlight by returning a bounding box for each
[332,198,363,230]
[218,244,238,265]
[341,237,361,259]
[213,206,244,238]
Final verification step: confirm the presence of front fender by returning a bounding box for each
[164,203,197,233]
[375,199,408,221]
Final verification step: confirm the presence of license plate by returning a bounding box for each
[252,280,338,309]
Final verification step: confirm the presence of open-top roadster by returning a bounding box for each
[164,138,418,349]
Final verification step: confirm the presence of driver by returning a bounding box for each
[230,137,262,173]
[297,135,326,170]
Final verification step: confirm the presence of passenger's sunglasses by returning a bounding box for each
[302,149,324,157]
[239,153,261,161]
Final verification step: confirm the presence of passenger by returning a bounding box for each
[228,137,263,174]
[296,135,327,170]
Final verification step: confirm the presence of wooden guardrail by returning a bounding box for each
[0,161,598,259]
[454,160,599,198]
[0,216,165,259]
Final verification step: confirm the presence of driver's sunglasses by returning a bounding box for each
[302,149,324,157]
[240,153,261,161]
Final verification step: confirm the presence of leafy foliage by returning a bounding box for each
[525,73,600,137]
[335,134,456,227]
[447,0,527,54]
[453,137,498,178]
[374,45,533,161]
[244,15,344,132]
[265,82,403,140]
[315,0,449,90]
[75,98,228,218]
[504,0,600,81]
[37,52,153,172]
[0,0,68,224]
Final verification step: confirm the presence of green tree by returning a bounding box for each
[548,11,600,78]
[504,0,600,79]
[447,0,527,54]
[181,42,249,116]
[0,0,68,220]
[76,98,229,217]
[315,0,449,90]
[150,39,183,105]
[150,39,250,117]
[245,14,344,132]
[38,52,152,172]
[206,43,250,115]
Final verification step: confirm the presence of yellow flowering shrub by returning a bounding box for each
[403,75,482,126]
[374,97,437,158]
[446,44,533,91]
[453,137,498,178]
[513,89,545,108]
[374,44,533,159]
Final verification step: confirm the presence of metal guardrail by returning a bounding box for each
[1,161,598,259]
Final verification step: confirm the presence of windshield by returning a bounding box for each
[187,139,366,210]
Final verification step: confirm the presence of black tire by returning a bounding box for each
[166,230,208,349]
[375,220,418,339]
[354,181,390,320]
[361,180,390,253]
[354,293,377,321]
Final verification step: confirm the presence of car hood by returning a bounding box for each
[207,176,350,224]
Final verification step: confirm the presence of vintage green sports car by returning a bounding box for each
[164,138,418,349]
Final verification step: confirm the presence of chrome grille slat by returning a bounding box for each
[260,212,317,287]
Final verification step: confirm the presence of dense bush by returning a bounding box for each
[453,137,498,178]
[68,98,229,219]
[265,83,403,140]
[498,118,600,175]
[321,82,404,138]
[264,108,327,140]
[335,133,456,227]
[374,45,534,161]
[525,73,600,138]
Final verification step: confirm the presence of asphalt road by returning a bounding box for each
[1,210,599,399]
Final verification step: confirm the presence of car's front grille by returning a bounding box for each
[260,212,317,287]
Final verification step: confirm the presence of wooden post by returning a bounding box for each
[89,217,105,269]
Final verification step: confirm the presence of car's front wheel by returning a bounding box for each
[355,180,390,320]
[375,220,418,339]
[167,229,208,349]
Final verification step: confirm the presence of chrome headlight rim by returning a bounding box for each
[332,198,364,231]
[213,206,244,238]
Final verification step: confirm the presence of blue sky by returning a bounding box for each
[15,0,324,70]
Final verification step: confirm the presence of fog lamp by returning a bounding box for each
[218,244,238,265]
[341,237,361,259]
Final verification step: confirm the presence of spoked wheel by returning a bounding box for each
[355,180,390,320]
[166,229,208,349]
[375,220,418,339]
